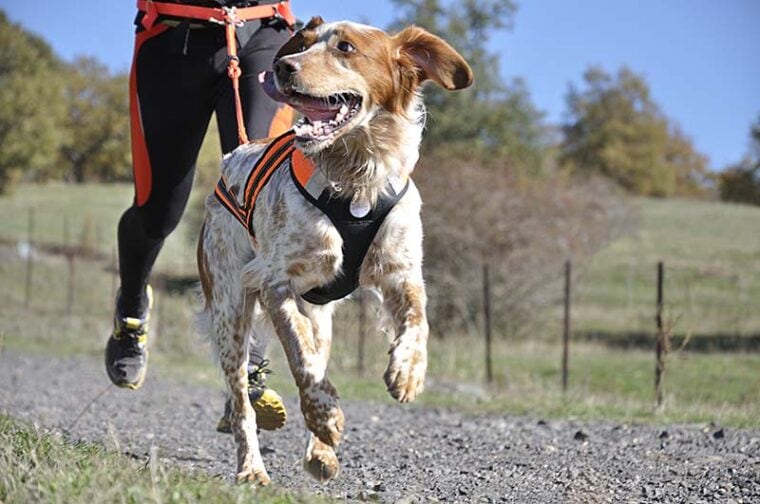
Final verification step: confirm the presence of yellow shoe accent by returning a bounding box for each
[123,318,143,330]
[253,389,287,431]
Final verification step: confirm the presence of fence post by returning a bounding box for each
[357,289,366,374]
[483,263,493,384]
[562,259,572,392]
[24,208,35,310]
[655,261,665,408]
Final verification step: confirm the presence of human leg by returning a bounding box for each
[107,23,221,388]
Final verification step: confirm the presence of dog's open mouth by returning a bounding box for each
[260,71,362,141]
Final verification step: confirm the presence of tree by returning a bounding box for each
[560,66,708,197]
[0,11,65,193]
[390,0,547,173]
[719,115,760,205]
[58,57,131,183]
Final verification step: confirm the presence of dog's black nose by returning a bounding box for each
[274,58,300,83]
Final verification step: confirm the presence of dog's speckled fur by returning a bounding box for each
[197,18,472,485]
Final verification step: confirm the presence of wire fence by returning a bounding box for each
[2,206,759,400]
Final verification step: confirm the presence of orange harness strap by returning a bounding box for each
[137,1,296,31]
[136,0,296,146]
[214,130,316,237]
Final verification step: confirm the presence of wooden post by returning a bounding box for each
[655,261,665,408]
[357,289,366,374]
[562,259,571,392]
[24,208,35,310]
[483,263,493,384]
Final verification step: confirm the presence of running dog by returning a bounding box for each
[197,17,472,485]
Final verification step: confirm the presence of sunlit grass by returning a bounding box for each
[574,197,760,337]
[0,415,314,503]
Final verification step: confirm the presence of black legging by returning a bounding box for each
[118,18,290,316]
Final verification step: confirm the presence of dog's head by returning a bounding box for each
[260,18,473,154]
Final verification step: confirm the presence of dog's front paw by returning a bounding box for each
[236,468,271,486]
[385,341,427,403]
[303,436,340,483]
[300,379,344,447]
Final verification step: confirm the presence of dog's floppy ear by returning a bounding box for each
[275,16,325,60]
[303,16,325,31]
[394,26,473,90]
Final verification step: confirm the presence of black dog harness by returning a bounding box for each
[215,130,409,304]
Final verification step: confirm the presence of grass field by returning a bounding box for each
[574,197,760,340]
[0,183,759,430]
[0,415,309,503]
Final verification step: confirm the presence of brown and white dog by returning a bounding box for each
[197,17,472,485]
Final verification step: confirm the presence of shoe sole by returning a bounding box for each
[254,389,287,431]
[216,389,287,433]
[106,348,149,391]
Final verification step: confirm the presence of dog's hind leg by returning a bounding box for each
[198,221,270,485]
[259,280,344,479]
[222,300,271,486]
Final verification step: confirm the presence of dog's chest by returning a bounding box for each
[253,168,408,303]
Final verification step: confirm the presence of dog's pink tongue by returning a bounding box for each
[259,71,289,104]
[294,103,339,122]
[259,71,338,122]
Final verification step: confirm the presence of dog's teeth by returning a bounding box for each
[294,122,312,136]
[339,105,348,115]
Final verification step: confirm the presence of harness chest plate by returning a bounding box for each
[215,130,409,304]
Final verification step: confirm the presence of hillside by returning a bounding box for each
[575,197,760,343]
[1,185,759,340]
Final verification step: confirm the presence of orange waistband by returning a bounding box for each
[136,0,295,30]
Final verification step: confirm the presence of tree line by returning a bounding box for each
[1,6,758,205]
[0,12,129,193]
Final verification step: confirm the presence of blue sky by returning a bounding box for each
[2,0,758,169]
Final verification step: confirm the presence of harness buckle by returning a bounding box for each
[222,6,245,27]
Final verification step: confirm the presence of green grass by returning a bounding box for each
[0,415,314,503]
[324,314,760,427]
[0,182,200,277]
[575,197,760,338]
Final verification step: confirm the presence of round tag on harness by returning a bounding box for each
[350,195,371,218]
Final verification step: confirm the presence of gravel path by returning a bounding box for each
[1,351,758,503]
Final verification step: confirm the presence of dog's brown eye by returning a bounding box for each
[337,41,355,53]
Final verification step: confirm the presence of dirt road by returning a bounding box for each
[1,351,758,503]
